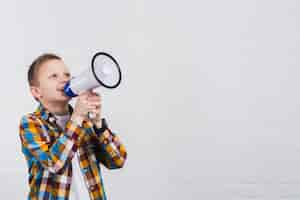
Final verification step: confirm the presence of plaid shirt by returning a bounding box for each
[19,104,127,200]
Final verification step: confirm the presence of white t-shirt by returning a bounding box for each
[55,114,90,200]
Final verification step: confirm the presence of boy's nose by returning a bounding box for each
[59,79,69,87]
[61,76,70,83]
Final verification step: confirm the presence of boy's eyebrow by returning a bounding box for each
[47,71,70,74]
[46,72,71,77]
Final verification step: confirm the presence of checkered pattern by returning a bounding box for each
[19,104,127,200]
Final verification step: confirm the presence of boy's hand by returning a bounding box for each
[70,90,102,126]
[86,90,102,128]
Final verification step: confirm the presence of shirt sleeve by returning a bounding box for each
[19,114,85,173]
[91,120,127,169]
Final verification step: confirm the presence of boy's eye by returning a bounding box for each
[65,73,71,77]
[49,74,58,79]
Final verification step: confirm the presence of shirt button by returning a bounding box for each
[49,117,55,123]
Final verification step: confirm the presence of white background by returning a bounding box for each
[0,0,299,199]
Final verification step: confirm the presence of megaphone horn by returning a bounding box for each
[64,52,122,97]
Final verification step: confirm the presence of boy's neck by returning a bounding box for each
[41,100,70,116]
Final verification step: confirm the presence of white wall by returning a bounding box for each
[0,0,299,199]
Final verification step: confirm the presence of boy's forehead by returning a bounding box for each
[39,59,70,74]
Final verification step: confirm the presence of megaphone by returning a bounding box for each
[64,52,122,97]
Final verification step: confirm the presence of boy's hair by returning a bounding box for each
[28,53,62,86]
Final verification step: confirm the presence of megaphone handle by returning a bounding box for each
[87,89,99,119]
[88,112,96,119]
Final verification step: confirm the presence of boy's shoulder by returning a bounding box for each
[20,112,39,125]
[20,105,44,125]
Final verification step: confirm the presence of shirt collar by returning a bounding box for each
[34,103,74,123]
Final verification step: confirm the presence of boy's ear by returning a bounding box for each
[30,86,42,101]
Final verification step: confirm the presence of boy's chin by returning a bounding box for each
[61,96,72,102]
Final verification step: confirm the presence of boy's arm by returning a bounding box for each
[90,118,127,169]
[19,114,84,174]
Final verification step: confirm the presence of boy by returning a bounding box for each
[19,53,127,200]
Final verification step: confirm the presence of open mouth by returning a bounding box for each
[57,89,66,95]
[56,87,69,98]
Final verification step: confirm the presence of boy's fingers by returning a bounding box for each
[89,94,100,100]
[87,102,101,108]
[92,91,99,96]
[89,90,100,96]
[87,95,101,102]
[78,91,89,98]
[79,90,89,95]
